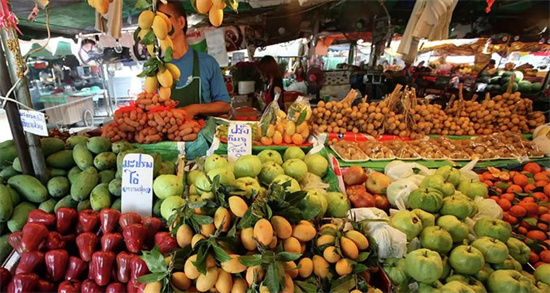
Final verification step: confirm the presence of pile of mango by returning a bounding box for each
[0,136,177,264]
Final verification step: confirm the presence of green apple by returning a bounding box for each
[234,177,261,198]
[420,175,446,191]
[271,174,300,192]
[304,154,329,177]
[323,192,350,218]
[474,217,512,243]
[488,270,534,293]
[492,256,522,271]
[507,237,531,264]
[534,263,550,286]
[282,159,308,182]
[404,248,443,283]
[389,210,423,241]
[258,161,285,185]
[420,226,453,254]
[474,264,494,283]
[207,167,235,186]
[160,195,185,220]
[408,188,443,213]
[458,180,488,199]
[440,281,476,293]
[204,154,228,173]
[233,155,262,178]
[435,166,462,186]
[440,195,472,220]
[437,215,469,243]
[257,150,283,165]
[187,169,203,186]
[412,209,435,228]
[449,245,485,275]
[306,189,328,217]
[284,146,305,161]
[471,237,509,264]
[382,257,409,285]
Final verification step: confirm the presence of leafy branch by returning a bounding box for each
[238,250,302,293]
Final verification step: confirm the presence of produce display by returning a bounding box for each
[330,131,544,161]
[311,87,545,139]
[0,137,176,265]
[477,70,545,95]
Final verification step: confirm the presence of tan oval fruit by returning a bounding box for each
[157,69,173,88]
[323,246,341,263]
[351,290,362,293]
[184,254,200,279]
[191,234,205,249]
[271,216,292,239]
[298,220,314,227]
[228,196,248,217]
[209,8,223,27]
[196,267,219,292]
[214,207,231,232]
[176,224,193,248]
[160,37,174,53]
[165,63,181,81]
[283,237,301,253]
[144,281,162,293]
[245,266,264,286]
[152,16,168,40]
[221,254,246,274]
[253,219,273,246]
[292,224,316,242]
[155,11,172,32]
[345,230,369,250]
[319,223,338,231]
[298,258,313,278]
[158,86,171,101]
[280,274,294,293]
[268,236,277,249]
[312,255,330,278]
[138,10,155,29]
[340,237,359,260]
[316,235,335,246]
[200,223,215,237]
[231,277,248,293]
[196,0,213,14]
[240,228,256,251]
[300,242,306,254]
[144,76,159,94]
[335,259,353,276]
[171,272,191,290]
[284,261,299,279]
[215,269,233,293]
[146,44,155,56]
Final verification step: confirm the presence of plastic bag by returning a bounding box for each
[300,173,330,191]
[258,93,284,142]
[471,197,503,221]
[460,157,480,182]
[386,178,419,210]
[347,207,408,260]
[286,96,312,144]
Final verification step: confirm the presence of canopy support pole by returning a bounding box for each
[0,2,48,184]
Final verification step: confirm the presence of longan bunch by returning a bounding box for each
[410,103,452,139]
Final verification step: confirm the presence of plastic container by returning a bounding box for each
[238,81,255,95]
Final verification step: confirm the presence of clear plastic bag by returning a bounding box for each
[258,93,283,142]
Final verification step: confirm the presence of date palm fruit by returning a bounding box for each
[144,76,159,94]
[165,63,181,81]
[209,8,224,27]
[152,16,168,40]
[157,69,173,88]
[138,10,155,29]
[196,0,213,14]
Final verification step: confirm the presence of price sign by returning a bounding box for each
[121,153,154,217]
[227,122,252,163]
[19,109,48,136]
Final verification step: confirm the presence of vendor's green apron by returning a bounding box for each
[171,50,201,107]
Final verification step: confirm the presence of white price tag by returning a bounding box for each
[19,109,48,136]
[121,153,154,217]
[227,122,252,163]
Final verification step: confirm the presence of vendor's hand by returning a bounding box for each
[182,104,199,119]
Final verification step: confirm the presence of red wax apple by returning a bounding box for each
[0,268,12,290]
[142,217,162,239]
[343,166,368,186]
[81,279,104,293]
[7,273,39,293]
[15,251,44,275]
[116,252,134,283]
[90,251,115,286]
[106,282,127,293]
[46,231,66,251]
[36,279,55,292]
[101,233,123,252]
[76,232,98,262]
[27,209,56,227]
[122,224,146,253]
[56,208,78,235]
[21,223,48,252]
[78,210,100,233]
[57,280,81,293]
[130,256,149,281]
[8,231,23,254]
[44,249,69,282]
[119,212,142,229]
[99,209,120,234]
[65,256,88,281]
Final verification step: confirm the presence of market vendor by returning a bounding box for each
[158,1,231,119]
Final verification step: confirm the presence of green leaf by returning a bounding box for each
[192,214,214,225]
[192,244,209,275]
[330,275,356,293]
[295,281,318,293]
[141,246,168,274]
[224,0,239,11]
[238,255,262,267]
[524,217,538,227]
[163,46,173,62]
[285,191,308,207]
[264,262,280,293]
[133,27,141,42]
[189,0,199,13]
[141,30,155,45]
[188,200,207,209]
[227,219,238,238]
[213,244,232,263]
[135,0,152,9]
[137,272,167,283]
[298,197,320,220]
[353,263,368,274]
[276,252,302,262]
[238,209,259,229]
[295,110,308,127]
[357,251,370,262]
[265,204,273,219]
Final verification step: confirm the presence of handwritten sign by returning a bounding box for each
[19,109,48,136]
[227,122,252,163]
[205,28,229,67]
[121,153,154,217]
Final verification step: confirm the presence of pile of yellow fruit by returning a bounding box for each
[259,102,312,146]
[195,0,233,27]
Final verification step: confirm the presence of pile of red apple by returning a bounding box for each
[343,166,391,211]
[1,208,177,293]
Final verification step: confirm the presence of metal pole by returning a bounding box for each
[0,39,34,175]
[0,3,48,184]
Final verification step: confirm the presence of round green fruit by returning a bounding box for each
[449,245,485,275]
[306,189,327,217]
[204,154,228,173]
[258,161,284,185]
[284,147,305,161]
[207,167,235,186]
[408,188,443,213]
[507,237,531,264]
[271,175,300,192]
[488,270,534,293]
[471,237,509,264]
[440,195,472,220]
[257,150,283,165]
[440,281,476,293]
[282,159,308,182]
[304,154,328,177]
[323,192,350,218]
[404,248,443,284]
[153,174,184,200]
[187,170,203,186]
[160,195,185,220]
[534,264,550,286]
[390,210,423,241]
[474,217,511,243]
[436,215,469,243]
[233,155,262,178]
[234,177,261,198]
[420,226,453,254]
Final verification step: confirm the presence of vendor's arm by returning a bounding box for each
[183,101,230,119]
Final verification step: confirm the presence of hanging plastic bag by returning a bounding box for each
[286,95,312,145]
[258,92,284,144]
[460,157,480,182]
[386,178,419,210]
[472,197,503,221]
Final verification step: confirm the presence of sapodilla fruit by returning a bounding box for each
[157,69,173,88]
[253,219,273,246]
[196,0,213,14]
[228,196,248,217]
[221,254,246,274]
[165,63,181,80]
[176,224,193,248]
[209,8,224,27]
[271,216,292,239]
[138,10,155,29]
[144,76,159,94]
[152,16,168,40]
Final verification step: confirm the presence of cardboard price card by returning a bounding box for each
[121,153,154,217]
[227,122,252,163]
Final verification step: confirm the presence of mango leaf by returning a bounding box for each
[212,244,232,263]
[264,262,280,293]
[135,0,152,9]
[141,246,168,274]
[192,244,210,275]
[295,281,318,293]
[141,30,155,45]
[262,251,276,264]
[295,110,308,127]
[188,200,207,209]
[330,275,356,293]
[276,252,302,262]
[353,263,368,274]
[137,272,167,283]
[357,251,370,262]
[192,214,214,225]
[238,255,262,267]
[238,209,259,229]
[297,197,320,220]
[133,27,141,42]
[163,46,173,63]
[189,0,199,13]
[224,0,239,11]
[285,191,308,206]
[524,217,537,227]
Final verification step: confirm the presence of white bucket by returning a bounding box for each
[238,81,255,95]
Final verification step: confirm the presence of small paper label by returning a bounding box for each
[121,153,154,217]
[227,122,252,163]
[19,109,48,136]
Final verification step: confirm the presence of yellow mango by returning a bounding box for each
[292,224,316,242]
[184,255,200,279]
[299,128,309,140]
[196,267,219,292]
[283,237,301,253]
[138,10,155,29]
[209,8,224,27]
[245,266,264,286]
[340,237,359,260]
[146,44,155,56]
[155,11,172,32]
[240,227,256,251]
[292,133,304,145]
[253,219,273,246]
[191,234,205,249]
[273,131,283,145]
[335,259,353,276]
[312,255,330,278]
[319,223,338,233]
[160,37,174,53]
[285,121,296,135]
[316,235,336,247]
[157,69,173,88]
[206,254,217,268]
[345,230,369,250]
[152,16,168,40]
[281,274,294,293]
[323,246,341,263]
[144,281,162,293]
[228,196,248,217]
[284,261,299,279]
[144,76,159,94]
[176,224,193,248]
[215,270,233,293]
[212,0,226,9]
[268,236,277,249]
[259,286,270,293]
[165,63,181,81]
[159,86,171,102]
[260,137,273,146]
[200,223,215,237]
[139,28,151,40]
[271,216,292,239]
[196,0,213,14]
[214,207,231,232]
[171,272,191,290]
[221,254,246,274]
[284,134,292,144]
[298,257,313,278]
[296,122,308,134]
[231,277,248,293]
[266,124,275,138]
